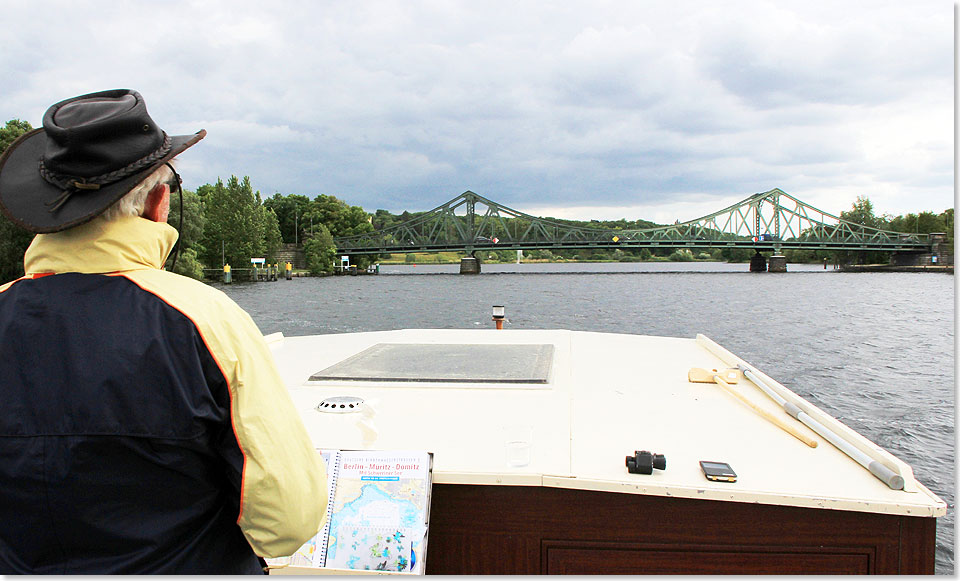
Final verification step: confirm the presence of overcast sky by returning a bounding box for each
[1,1,954,224]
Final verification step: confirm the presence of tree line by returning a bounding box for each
[0,118,953,284]
[787,197,953,265]
[0,119,375,283]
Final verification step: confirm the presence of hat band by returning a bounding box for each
[39,133,173,212]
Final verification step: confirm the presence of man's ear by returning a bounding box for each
[143,183,171,223]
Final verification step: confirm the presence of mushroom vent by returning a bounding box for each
[316,396,365,414]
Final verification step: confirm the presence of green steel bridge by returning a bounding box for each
[333,188,933,257]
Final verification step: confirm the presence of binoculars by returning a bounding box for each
[625,450,666,474]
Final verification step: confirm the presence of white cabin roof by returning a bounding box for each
[267,329,946,518]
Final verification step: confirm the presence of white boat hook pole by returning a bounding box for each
[738,365,904,491]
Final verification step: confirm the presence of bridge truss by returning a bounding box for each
[334,189,931,256]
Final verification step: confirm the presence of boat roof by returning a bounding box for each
[267,329,946,518]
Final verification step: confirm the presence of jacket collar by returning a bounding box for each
[24,215,179,275]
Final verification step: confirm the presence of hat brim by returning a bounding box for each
[0,128,205,233]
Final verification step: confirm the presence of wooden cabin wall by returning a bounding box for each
[425,484,936,575]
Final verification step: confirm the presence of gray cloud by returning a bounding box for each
[0,0,952,220]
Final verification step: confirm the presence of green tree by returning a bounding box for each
[264,193,312,244]
[886,207,954,252]
[309,194,374,267]
[840,196,886,229]
[491,249,515,262]
[0,120,35,284]
[887,211,947,237]
[372,208,400,230]
[527,249,555,261]
[257,204,283,262]
[165,187,206,278]
[941,208,954,245]
[1,119,33,151]
[198,176,281,269]
[838,196,888,264]
[311,194,374,238]
[168,247,205,279]
[719,247,753,262]
[783,248,831,263]
[304,223,336,274]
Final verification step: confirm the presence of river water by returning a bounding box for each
[214,261,955,574]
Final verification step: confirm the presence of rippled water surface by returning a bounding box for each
[216,262,955,574]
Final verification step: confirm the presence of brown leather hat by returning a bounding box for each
[0,89,205,233]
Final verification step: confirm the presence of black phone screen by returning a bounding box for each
[700,461,737,481]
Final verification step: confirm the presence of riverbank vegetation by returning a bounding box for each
[0,118,953,283]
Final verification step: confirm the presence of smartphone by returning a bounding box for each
[700,460,737,482]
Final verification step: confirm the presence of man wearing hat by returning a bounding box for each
[0,90,327,574]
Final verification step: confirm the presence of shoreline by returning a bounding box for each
[839,264,953,273]
[203,261,955,281]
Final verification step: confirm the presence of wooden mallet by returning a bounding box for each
[688,367,818,448]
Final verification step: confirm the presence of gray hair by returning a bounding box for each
[98,163,175,222]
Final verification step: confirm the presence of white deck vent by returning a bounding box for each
[316,396,365,413]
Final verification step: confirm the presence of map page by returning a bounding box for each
[324,450,432,573]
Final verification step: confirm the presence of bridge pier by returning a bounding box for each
[460,256,481,274]
[768,255,787,272]
[750,252,788,272]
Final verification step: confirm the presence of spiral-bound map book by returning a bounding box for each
[268,449,433,575]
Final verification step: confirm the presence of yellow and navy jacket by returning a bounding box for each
[0,216,327,574]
